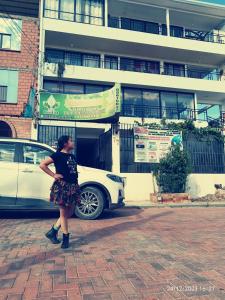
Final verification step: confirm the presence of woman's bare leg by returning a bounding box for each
[60,207,69,234]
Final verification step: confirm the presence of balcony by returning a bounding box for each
[44,52,222,82]
[108,16,225,45]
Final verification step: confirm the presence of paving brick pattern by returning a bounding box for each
[0,208,225,299]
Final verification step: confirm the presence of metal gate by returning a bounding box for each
[99,129,112,171]
[38,125,76,154]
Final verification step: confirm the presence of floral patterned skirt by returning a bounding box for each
[50,180,81,207]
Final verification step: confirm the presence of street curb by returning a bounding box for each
[125,202,225,209]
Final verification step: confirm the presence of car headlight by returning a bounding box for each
[107,174,123,183]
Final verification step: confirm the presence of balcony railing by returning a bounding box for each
[45,56,222,81]
[108,16,225,45]
[122,104,224,125]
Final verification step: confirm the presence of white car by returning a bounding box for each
[0,138,125,220]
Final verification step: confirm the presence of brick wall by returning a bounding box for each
[0,16,39,137]
[0,117,32,139]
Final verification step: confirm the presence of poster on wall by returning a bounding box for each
[39,83,121,121]
[134,126,182,163]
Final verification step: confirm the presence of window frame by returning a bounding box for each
[0,85,7,102]
[0,33,11,50]
[19,143,54,165]
[0,141,19,163]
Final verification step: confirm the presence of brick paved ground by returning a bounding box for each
[0,207,225,300]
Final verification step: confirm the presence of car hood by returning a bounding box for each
[78,165,114,175]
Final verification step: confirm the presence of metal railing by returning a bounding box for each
[121,104,224,124]
[45,55,222,81]
[108,16,225,45]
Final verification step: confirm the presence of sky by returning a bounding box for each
[200,0,225,4]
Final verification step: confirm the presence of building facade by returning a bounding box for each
[37,0,225,200]
[0,0,39,138]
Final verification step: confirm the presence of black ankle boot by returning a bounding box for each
[61,233,70,249]
[45,226,61,244]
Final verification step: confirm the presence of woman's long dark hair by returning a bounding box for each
[57,135,70,152]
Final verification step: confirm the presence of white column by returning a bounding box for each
[104,0,108,27]
[166,9,170,36]
[112,130,120,174]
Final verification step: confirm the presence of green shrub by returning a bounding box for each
[153,145,191,193]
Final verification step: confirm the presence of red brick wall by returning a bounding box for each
[0,117,32,139]
[0,16,39,137]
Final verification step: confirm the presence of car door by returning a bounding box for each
[17,143,55,208]
[0,141,18,205]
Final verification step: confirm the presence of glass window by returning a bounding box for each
[123,88,142,117]
[120,58,134,71]
[143,90,160,118]
[45,49,64,63]
[44,0,59,18]
[83,54,100,67]
[146,22,160,34]
[121,18,145,32]
[0,86,7,102]
[146,61,160,74]
[134,59,146,73]
[85,85,104,94]
[105,56,118,70]
[44,81,61,93]
[170,26,184,38]
[65,51,82,65]
[161,92,178,119]
[64,83,84,94]
[0,34,11,49]
[177,93,193,119]
[60,0,75,21]
[23,145,53,165]
[164,63,185,77]
[76,0,104,25]
[197,103,221,122]
[0,143,15,162]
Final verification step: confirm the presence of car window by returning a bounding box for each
[0,142,16,162]
[23,145,53,165]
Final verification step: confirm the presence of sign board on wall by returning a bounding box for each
[39,83,121,121]
[134,126,182,163]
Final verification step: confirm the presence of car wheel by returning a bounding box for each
[75,186,105,220]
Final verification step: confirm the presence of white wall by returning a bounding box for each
[122,173,225,201]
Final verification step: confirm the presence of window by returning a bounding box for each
[121,18,145,32]
[170,26,184,38]
[65,51,82,65]
[105,56,118,70]
[197,104,221,122]
[0,70,18,103]
[64,83,84,94]
[45,49,64,63]
[161,92,178,119]
[164,63,185,77]
[0,143,15,162]
[146,22,160,34]
[23,145,52,165]
[177,93,193,119]
[123,88,142,117]
[76,0,104,25]
[44,81,61,93]
[0,86,7,102]
[86,84,104,94]
[0,33,11,49]
[44,0,59,18]
[143,91,160,118]
[83,54,100,67]
[0,18,22,51]
[60,0,75,21]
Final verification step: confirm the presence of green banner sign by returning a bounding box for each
[39,83,121,121]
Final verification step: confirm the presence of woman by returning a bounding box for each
[40,135,80,249]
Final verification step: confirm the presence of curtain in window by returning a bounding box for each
[83,54,100,68]
[60,0,75,21]
[44,0,59,18]
[76,0,103,25]
[90,0,103,25]
[105,56,118,70]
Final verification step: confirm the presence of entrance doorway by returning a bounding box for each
[76,127,112,171]
[0,121,13,137]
